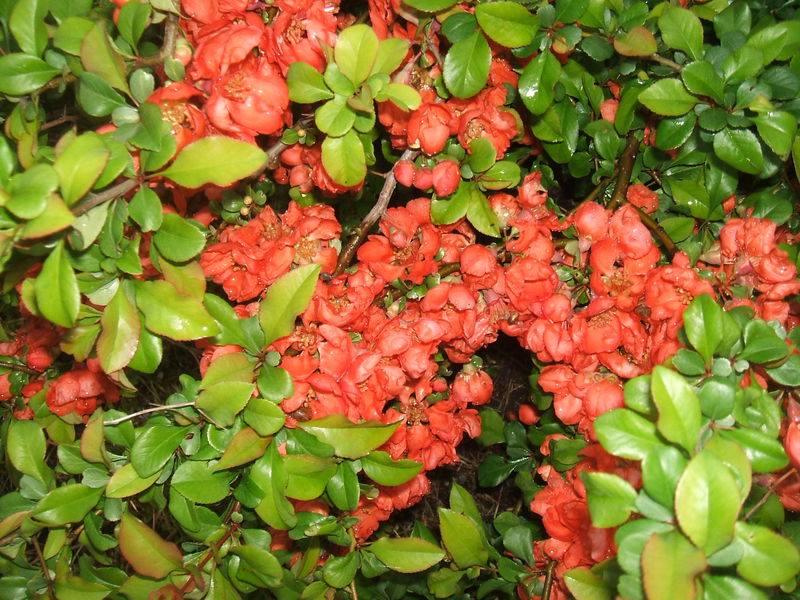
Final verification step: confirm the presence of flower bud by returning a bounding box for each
[432,160,460,197]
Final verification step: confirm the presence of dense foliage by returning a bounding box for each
[0,0,799,599]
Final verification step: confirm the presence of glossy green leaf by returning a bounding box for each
[372,38,410,75]
[682,294,723,364]
[563,568,613,600]
[381,83,422,111]
[200,352,254,389]
[81,22,130,94]
[361,450,423,486]
[641,531,706,600]
[431,180,471,224]
[615,519,675,576]
[614,26,658,56]
[10,0,48,56]
[582,472,638,528]
[159,136,267,188]
[284,454,337,500]
[172,460,232,504]
[119,513,182,578]
[651,366,701,454]
[402,0,457,11]
[231,545,283,583]
[256,364,294,402]
[323,552,360,588]
[136,280,220,340]
[105,463,161,498]
[475,2,538,48]
[704,434,752,500]
[128,328,163,373]
[117,1,151,48]
[321,129,366,187]
[439,508,488,568]
[369,537,445,573]
[335,24,379,87]
[0,54,60,95]
[131,425,190,478]
[713,128,764,175]
[324,463,360,513]
[753,111,797,159]
[213,428,271,472]
[298,414,400,459]
[519,51,561,115]
[6,163,58,219]
[675,450,740,555]
[7,419,50,485]
[54,16,94,55]
[735,521,800,586]
[153,213,206,263]
[55,134,111,205]
[639,79,698,116]
[33,484,103,525]
[739,320,790,364]
[77,72,128,117]
[35,240,80,328]
[259,263,321,346]
[719,428,788,473]
[195,381,255,427]
[253,443,297,529]
[287,61,333,103]
[243,395,287,437]
[594,408,661,460]
[655,113,696,151]
[681,61,724,104]
[658,6,703,61]
[316,96,356,137]
[642,445,686,510]
[466,187,500,236]
[702,575,768,600]
[443,31,491,99]
[97,285,140,373]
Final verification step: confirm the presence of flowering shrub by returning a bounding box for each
[0,0,799,599]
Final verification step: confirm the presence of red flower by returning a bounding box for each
[503,257,558,313]
[270,0,339,74]
[407,103,453,156]
[600,99,619,123]
[432,160,460,197]
[148,83,207,152]
[46,361,120,419]
[626,183,659,214]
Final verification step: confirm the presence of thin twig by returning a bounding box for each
[334,148,419,276]
[134,14,179,68]
[251,116,315,178]
[41,114,79,131]
[32,536,56,600]
[103,401,196,426]
[0,360,39,375]
[648,54,684,72]
[72,179,140,216]
[541,560,557,600]
[743,468,796,522]
[632,204,677,258]
[178,520,240,595]
[607,133,640,211]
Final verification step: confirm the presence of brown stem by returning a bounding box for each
[41,114,79,131]
[648,54,684,72]
[743,468,796,522]
[632,204,677,258]
[178,521,240,595]
[103,401,196,426]
[334,148,419,276]
[72,179,140,216]
[438,262,461,277]
[32,536,56,600]
[133,14,179,68]
[0,360,39,375]
[541,560,557,600]
[607,133,641,211]
[251,116,315,178]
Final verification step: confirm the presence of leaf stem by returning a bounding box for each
[133,15,179,68]
[742,468,796,522]
[607,133,641,211]
[648,53,684,72]
[103,401,196,426]
[72,178,140,216]
[252,116,315,177]
[541,559,557,600]
[334,148,419,276]
[0,360,39,375]
[32,536,56,600]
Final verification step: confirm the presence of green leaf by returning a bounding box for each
[136,280,220,340]
[682,294,723,364]
[259,263,320,346]
[33,484,103,525]
[753,111,797,159]
[658,6,703,61]
[594,408,661,460]
[615,519,675,576]
[201,352,254,389]
[439,508,488,568]
[326,462,360,511]
[213,428,271,471]
[316,97,356,137]
[641,531,706,600]
[443,31,491,99]
[475,2,538,48]
[613,26,658,56]
[119,513,183,579]
[298,414,400,459]
[655,112,696,151]
[719,429,788,473]
[766,353,800,386]
[639,79,698,116]
[159,137,267,188]
[256,364,294,402]
[642,445,687,510]
[739,320,790,364]
[368,537,445,573]
[335,24,379,87]
[117,1,151,48]
[519,50,562,115]
[675,450,740,555]
[54,16,95,55]
[287,61,333,103]
[466,187,500,237]
[713,128,764,175]
[131,425,190,478]
[97,285,140,373]
[81,22,130,94]
[252,443,297,529]
[431,180,471,225]
[0,53,60,95]
[195,381,255,427]
[381,83,422,111]
[128,328,163,373]
[10,0,48,56]
[7,420,50,485]
[361,451,423,486]
[105,463,161,498]
[35,240,80,328]
[284,454,337,500]
[244,395,287,437]
[582,472,638,528]
[323,552,360,588]
[563,568,613,600]
[702,575,769,600]
[651,366,701,454]
[172,460,232,504]
[372,38,410,75]
[230,545,282,585]
[77,72,128,117]
[735,521,800,586]
[468,138,497,173]
[321,129,366,187]
[704,434,751,500]
[479,160,521,191]
[403,0,457,11]
[153,213,206,263]
[54,576,111,600]
[6,163,59,219]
